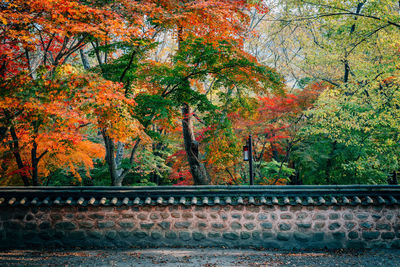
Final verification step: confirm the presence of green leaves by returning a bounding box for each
[293,74,400,184]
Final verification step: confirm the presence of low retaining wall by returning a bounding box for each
[0,185,399,249]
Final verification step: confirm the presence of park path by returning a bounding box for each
[0,248,399,266]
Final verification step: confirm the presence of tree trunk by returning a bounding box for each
[102,130,141,186]
[79,49,90,70]
[102,131,119,186]
[9,126,30,186]
[181,103,210,185]
[31,140,39,186]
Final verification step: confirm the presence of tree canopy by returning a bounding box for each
[0,0,399,186]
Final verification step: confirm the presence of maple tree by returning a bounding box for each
[0,0,144,185]
[91,0,280,185]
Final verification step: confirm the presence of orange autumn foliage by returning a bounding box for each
[0,65,145,185]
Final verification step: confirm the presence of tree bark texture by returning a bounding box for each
[102,130,141,186]
[181,103,210,185]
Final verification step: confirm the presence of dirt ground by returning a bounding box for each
[0,248,399,266]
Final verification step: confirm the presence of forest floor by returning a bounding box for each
[0,248,399,266]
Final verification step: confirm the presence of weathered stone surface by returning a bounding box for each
[296,223,311,229]
[372,214,382,220]
[182,213,193,219]
[105,231,117,240]
[240,232,251,239]
[160,212,169,219]
[39,231,53,240]
[69,231,86,240]
[79,221,95,229]
[347,241,366,249]
[356,213,369,220]
[391,240,400,249]
[151,232,162,240]
[195,213,207,219]
[50,214,62,220]
[277,233,290,241]
[294,232,310,242]
[76,214,85,220]
[231,214,241,219]
[244,223,255,230]
[244,214,255,220]
[117,221,133,229]
[140,223,154,230]
[257,213,268,221]
[231,222,242,230]
[345,222,356,230]
[279,223,291,231]
[381,232,395,240]
[133,231,148,238]
[55,222,77,230]
[208,232,221,238]
[193,232,206,241]
[87,231,103,239]
[39,222,51,230]
[150,213,159,220]
[313,232,324,242]
[158,222,170,230]
[329,222,341,231]
[198,222,207,228]
[376,223,390,230]
[262,232,273,239]
[88,213,104,220]
[118,231,131,238]
[261,222,273,229]
[280,213,292,220]
[262,206,275,211]
[212,223,224,229]
[294,212,306,220]
[137,214,148,220]
[329,213,339,220]
[360,222,373,229]
[296,212,307,220]
[179,231,191,241]
[1,191,399,250]
[313,213,327,220]
[223,232,239,240]
[362,232,380,240]
[165,231,177,239]
[246,206,260,212]
[348,231,358,239]
[290,206,302,212]
[332,232,345,240]
[98,221,115,229]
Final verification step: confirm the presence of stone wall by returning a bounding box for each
[0,186,399,249]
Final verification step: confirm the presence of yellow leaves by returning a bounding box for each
[56,64,79,77]
[0,14,7,25]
